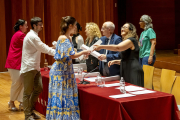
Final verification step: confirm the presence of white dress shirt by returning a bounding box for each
[104,34,112,62]
[20,29,55,74]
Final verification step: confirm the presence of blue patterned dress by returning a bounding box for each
[46,38,80,120]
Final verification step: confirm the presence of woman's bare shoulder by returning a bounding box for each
[58,35,67,40]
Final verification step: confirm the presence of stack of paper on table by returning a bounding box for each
[129,90,156,95]
[73,63,87,71]
[115,85,145,91]
[95,75,120,82]
[109,94,135,98]
[75,72,100,78]
[104,83,120,87]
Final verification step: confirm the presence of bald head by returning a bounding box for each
[103,21,115,33]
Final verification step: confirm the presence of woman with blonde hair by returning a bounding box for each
[85,22,102,72]
[93,23,144,87]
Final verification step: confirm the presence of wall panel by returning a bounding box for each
[0,0,7,71]
[125,0,175,50]
[0,0,119,71]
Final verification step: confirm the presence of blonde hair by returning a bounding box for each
[123,23,138,41]
[85,22,102,44]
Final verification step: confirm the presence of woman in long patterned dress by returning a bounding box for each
[46,16,90,120]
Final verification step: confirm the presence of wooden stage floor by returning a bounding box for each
[155,50,180,72]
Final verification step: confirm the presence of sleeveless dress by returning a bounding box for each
[46,38,80,120]
[120,37,144,87]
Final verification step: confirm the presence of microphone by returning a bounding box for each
[79,66,99,84]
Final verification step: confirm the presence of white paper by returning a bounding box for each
[129,90,156,95]
[52,41,57,46]
[73,63,87,71]
[115,85,145,92]
[104,83,120,87]
[75,55,84,61]
[80,44,106,60]
[84,77,97,82]
[109,93,135,98]
[75,72,100,78]
[81,44,90,50]
[95,75,120,82]
[89,39,102,50]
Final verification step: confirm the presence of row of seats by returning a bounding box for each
[143,65,180,106]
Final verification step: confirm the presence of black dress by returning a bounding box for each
[120,37,144,87]
[86,37,99,72]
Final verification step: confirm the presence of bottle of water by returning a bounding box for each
[97,73,102,87]
[120,77,126,94]
[44,59,48,71]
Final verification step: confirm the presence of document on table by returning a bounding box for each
[109,94,135,98]
[115,85,145,91]
[104,83,120,87]
[84,77,97,82]
[129,90,156,95]
[96,75,120,82]
[75,72,100,78]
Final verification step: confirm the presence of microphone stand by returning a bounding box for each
[79,66,99,84]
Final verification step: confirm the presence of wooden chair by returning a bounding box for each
[143,65,154,89]
[171,76,180,111]
[160,69,176,93]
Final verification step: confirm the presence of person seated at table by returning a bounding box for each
[93,23,144,87]
[84,22,101,72]
[98,21,122,76]
[72,22,84,63]
[72,22,84,52]
[46,16,90,120]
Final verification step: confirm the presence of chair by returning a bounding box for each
[143,65,154,89]
[160,69,176,93]
[171,76,180,111]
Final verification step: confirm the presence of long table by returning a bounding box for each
[35,69,179,120]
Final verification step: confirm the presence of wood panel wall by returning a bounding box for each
[0,0,7,71]
[124,0,176,50]
[0,0,117,72]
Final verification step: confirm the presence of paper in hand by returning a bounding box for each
[89,39,102,51]
[80,39,105,59]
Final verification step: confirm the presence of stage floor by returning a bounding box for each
[154,50,180,72]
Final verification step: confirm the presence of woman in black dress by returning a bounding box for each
[93,23,144,87]
[85,22,102,72]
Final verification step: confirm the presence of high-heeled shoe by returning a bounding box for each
[19,103,23,111]
[8,102,18,111]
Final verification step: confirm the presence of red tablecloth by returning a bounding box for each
[35,69,179,120]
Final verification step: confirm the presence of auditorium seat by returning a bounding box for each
[160,69,176,93]
[143,65,154,89]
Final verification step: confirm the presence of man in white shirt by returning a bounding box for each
[20,17,55,120]
[98,21,122,76]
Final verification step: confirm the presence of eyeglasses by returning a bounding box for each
[101,27,107,31]
[37,23,43,26]
[121,26,128,30]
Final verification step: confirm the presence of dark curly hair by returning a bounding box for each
[60,16,76,35]
[13,19,26,32]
